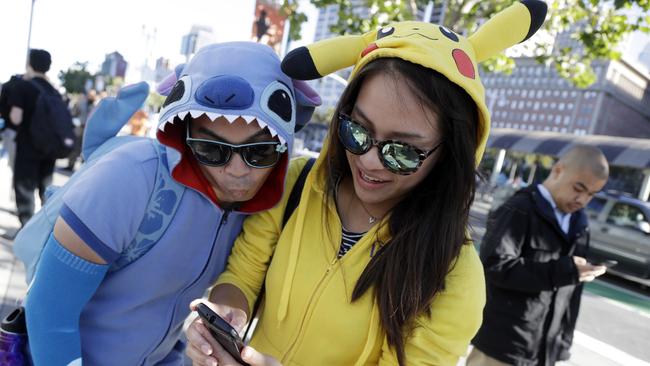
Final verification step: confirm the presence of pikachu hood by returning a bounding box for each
[282,0,548,165]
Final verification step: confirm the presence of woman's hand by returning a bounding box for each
[186,299,281,365]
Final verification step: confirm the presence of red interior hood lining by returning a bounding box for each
[156,120,288,214]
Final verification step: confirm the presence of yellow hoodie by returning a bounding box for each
[216,155,485,365]
[216,1,548,364]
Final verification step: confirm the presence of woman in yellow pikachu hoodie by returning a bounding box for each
[186,2,547,365]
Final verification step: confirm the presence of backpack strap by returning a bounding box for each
[243,157,315,342]
[282,158,316,229]
[109,141,186,271]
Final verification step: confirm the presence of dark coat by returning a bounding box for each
[472,185,590,366]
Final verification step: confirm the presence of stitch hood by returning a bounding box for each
[155,42,321,213]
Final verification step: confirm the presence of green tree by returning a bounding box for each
[282,0,650,88]
[58,62,93,94]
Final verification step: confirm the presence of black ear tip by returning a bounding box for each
[281,47,322,80]
[521,0,548,42]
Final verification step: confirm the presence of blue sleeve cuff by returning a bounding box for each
[60,203,120,263]
[25,234,109,366]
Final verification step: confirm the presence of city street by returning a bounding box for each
[1,154,649,365]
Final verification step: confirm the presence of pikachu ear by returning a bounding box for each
[282,34,374,80]
[468,0,547,63]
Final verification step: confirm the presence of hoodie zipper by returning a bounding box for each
[281,255,339,363]
[141,209,231,365]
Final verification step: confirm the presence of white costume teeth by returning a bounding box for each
[224,115,238,123]
[161,111,287,149]
[189,110,204,118]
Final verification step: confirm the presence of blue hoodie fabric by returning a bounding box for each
[26,42,319,365]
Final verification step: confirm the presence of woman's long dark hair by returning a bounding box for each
[323,58,481,365]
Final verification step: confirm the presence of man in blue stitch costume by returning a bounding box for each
[22,42,320,365]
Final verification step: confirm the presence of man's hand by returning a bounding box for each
[186,299,281,366]
[573,256,606,282]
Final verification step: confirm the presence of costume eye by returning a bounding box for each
[268,89,292,122]
[162,80,185,108]
[439,26,459,42]
[261,81,295,125]
[377,26,395,40]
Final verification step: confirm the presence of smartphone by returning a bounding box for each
[592,259,618,268]
[196,303,249,365]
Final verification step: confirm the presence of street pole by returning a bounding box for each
[26,0,36,63]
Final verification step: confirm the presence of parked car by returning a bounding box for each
[586,192,650,286]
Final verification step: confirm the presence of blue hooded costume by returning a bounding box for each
[24,42,320,365]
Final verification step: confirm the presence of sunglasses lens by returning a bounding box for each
[380,143,421,174]
[243,144,281,168]
[339,117,370,154]
[188,140,230,166]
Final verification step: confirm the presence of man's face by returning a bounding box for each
[548,164,607,214]
[189,115,277,204]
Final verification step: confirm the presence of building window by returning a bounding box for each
[537,90,543,98]
[561,127,567,133]
[553,127,559,132]
[523,113,530,121]
[562,91,568,98]
[559,103,565,111]
[555,115,562,124]
[542,102,548,109]
[532,114,538,121]
[551,102,557,109]
[545,90,551,97]
[522,90,528,98]
[564,116,571,125]
[571,91,577,98]
[553,90,559,97]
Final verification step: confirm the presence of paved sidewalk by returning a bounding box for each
[0,152,70,319]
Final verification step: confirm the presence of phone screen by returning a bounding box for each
[196,303,250,366]
[593,259,618,268]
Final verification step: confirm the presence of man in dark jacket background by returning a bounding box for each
[469,145,610,366]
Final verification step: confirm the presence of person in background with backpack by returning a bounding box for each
[185,2,547,365]
[6,49,62,227]
[20,42,320,365]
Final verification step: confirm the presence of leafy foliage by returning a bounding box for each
[281,0,650,88]
[58,62,93,94]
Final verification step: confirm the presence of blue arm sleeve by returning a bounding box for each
[25,233,109,366]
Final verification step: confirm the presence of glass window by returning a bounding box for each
[559,103,565,111]
[564,116,571,125]
[607,203,648,229]
[553,90,559,97]
[523,113,530,121]
[587,197,607,214]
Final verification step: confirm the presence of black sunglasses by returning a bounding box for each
[337,113,442,175]
[185,123,284,169]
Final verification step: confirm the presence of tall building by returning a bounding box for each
[416,0,447,25]
[154,57,172,83]
[482,57,650,138]
[101,52,128,79]
[180,25,218,61]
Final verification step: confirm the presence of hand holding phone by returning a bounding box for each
[196,303,250,366]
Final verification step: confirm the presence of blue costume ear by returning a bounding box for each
[293,80,321,132]
[157,64,186,96]
[82,82,149,159]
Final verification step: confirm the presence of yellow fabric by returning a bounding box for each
[298,1,540,166]
[216,155,486,365]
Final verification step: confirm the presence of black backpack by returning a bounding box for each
[28,79,76,159]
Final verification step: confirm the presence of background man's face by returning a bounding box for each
[550,165,607,213]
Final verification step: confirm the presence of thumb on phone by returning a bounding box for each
[241,346,282,366]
